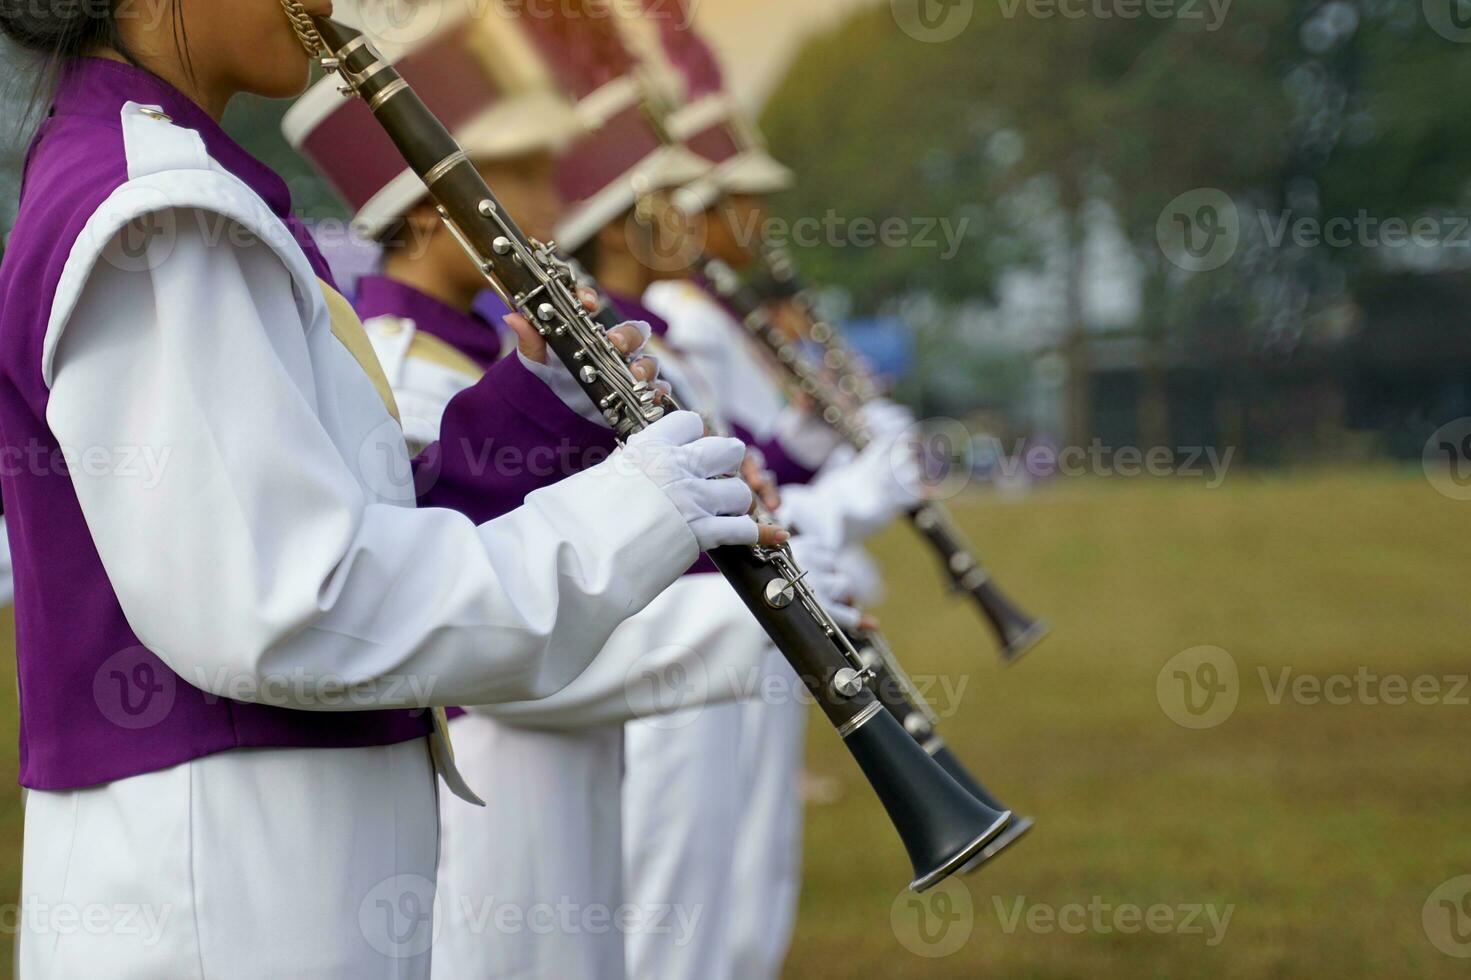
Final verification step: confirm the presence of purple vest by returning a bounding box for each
[0,61,439,790]
[374,281,622,522]
[359,275,507,372]
[355,278,630,720]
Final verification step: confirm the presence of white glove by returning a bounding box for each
[860,398,916,441]
[788,534,863,632]
[519,319,654,425]
[843,545,887,607]
[619,411,758,551]
[778,429,926,551]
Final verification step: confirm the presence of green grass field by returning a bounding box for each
[786,467,1471,978]
[0,467,1465,977]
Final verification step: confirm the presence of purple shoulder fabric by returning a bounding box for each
[352,279,623,521]
[414,353,619,521]
[733,422,819,488]
[606,289,672,339]
[358,275,506,371]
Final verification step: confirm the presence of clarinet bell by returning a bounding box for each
[969,577,1049,664]
[843,708,1012,892]
[962,815,1035,873]
[928,744,1035,873]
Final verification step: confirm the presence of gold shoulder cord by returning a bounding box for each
[280,0,325,57]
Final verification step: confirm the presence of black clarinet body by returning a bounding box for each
[308,17,1009,891]
[852,631,1034,871]
[699,257,1048,663]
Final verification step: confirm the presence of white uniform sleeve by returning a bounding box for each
[477,574,770,730]
[382,334,771,728]
[46,217,699,710]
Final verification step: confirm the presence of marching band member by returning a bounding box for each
[504,7,876,977]
[286,6,822,978]
[0,1,772,975]
[621,7,931,976]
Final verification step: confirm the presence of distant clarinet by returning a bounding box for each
[851,630,1034,871]
[752,244,881,403]
[296,13,1010,891]
[590,284,1032,869]
[699,256,1049,664]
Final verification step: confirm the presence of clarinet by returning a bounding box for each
[300,16,1009,892]
[699,256,1049,665]
[585,282,1035,870]
[753,244,880,404]
[851,630,1034,871]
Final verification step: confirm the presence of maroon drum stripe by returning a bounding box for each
[684,119,742,167]
[555,104,664,205]
[510,0,636,101]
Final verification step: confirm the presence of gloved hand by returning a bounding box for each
[777,426,927,552]
[517,318,663,425]
[620,411,787,551]
[860,398,917,442]
[788,534,864,632]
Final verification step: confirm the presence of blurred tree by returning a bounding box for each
[760,9,1032,312]
[761,0,1471,447]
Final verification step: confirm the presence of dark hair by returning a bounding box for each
[1,0,188,123]
[0,0,136,61]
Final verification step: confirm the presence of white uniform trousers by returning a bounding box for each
[19,739,439,979]
[727,651,807,980]
[621,699,745,980]
[432,716,625,980]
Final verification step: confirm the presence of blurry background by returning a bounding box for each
[3,0,1471,976]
